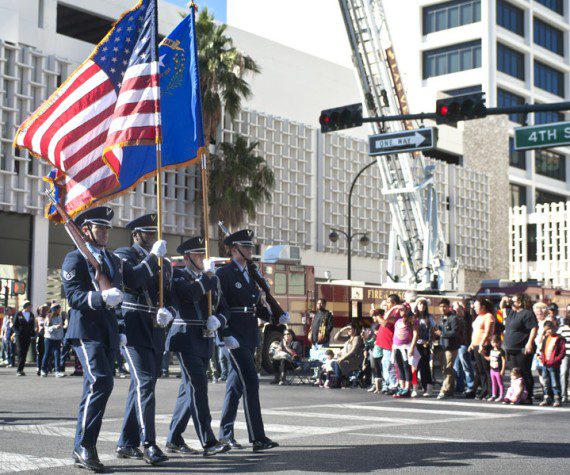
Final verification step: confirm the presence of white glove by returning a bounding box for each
[102,288,123,308]
[119,333,127,348]
[202,258,216,274]
[156,307,174,327]
[279,312,291,324]
[150,239,167,258]
[223,336,240,349]
[206,315,221,332]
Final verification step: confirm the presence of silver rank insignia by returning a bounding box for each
[63,269,76,281]
[235,282,242,289]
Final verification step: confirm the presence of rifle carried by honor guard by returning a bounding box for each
[218,221,285,325]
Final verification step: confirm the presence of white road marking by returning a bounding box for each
[322,403,502,418]
[347,433,484,443]
[0,451,114,473]
[259,409,422,424]
[402,398,570,412]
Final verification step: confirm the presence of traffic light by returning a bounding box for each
[319,103,363,133]
[435,92,487,124]
[11,280,26,296]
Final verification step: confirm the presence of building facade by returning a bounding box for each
[383,0,569,210]
[0,0,500,310]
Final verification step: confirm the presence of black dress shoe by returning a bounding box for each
[116,446,143,459]
[73,446,105,472]
[143,445,168,465]
[220,437,244,449]
[252,438,279,452]
[165,441,200,455]
[203,441,231,456]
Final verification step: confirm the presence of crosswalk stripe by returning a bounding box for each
[0,451,114,473]
[260,409,422,424]
[324,403,502,418]
[347,433,484,443]
[403,398,570,412]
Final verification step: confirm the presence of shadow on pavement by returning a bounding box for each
[102,441,570,472]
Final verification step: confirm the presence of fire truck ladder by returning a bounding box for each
[338,0,448,290]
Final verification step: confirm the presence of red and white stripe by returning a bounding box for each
[15,58,160,216]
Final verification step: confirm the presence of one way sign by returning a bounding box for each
[369,128,437,156]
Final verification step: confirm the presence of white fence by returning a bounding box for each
[510,202,570,288]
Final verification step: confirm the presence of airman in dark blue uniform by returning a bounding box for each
[114,214,171,465]
[61,207,126,472]
[217,229,288,451]
[165,237,231,457]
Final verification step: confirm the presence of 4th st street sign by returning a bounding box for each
[369,128,437,156]
[514,122,570,150]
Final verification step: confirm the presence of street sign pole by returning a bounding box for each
[514,122,570,151]
[369,127,437,156]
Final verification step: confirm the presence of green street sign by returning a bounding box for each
[514,122,570,150]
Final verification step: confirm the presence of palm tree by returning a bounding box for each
[208,135,275,253]
[195,8,261,144]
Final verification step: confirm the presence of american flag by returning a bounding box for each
[14,0,160,217]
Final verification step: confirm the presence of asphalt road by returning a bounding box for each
[1,366,569,474]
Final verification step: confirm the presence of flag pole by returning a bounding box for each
[187,0,213,314]
[156,144,164,309]
[201,148,213,315]
[154,0,164,309]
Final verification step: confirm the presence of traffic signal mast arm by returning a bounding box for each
[360,101,570,124]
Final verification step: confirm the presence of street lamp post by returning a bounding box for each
[329,159,377,280]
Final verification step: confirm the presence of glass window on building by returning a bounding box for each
[534,108,565,125]
[510,183,527,207]
[423,0,481,34]
[497,43,525,80]
[534,61,565,97]
[496,0,525,36]
[536,0,564,15]
[535,189,567,205]
[535,149,566,181]
[509,137,526,169]
[497,88,526,124]
[533,17,564,56]
[423,41,482,78]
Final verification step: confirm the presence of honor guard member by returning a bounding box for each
[217,229,288,451]
[60,207,126,472]
[165,237,231,456]
[114,214,172,465]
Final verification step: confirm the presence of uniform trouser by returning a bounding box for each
[219,346,266,442]
[167,352,216,447]
[16,336,31,373]
[72,340,115,449]
[117,345,161,447]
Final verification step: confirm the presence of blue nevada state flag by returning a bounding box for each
[107,6,206,194]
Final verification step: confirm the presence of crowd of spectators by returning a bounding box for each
[272,294,570,407]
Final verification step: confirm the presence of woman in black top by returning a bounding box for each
[271,330,302,385]
[500,294,538,403]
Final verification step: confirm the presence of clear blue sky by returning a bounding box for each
[164,0,227,22]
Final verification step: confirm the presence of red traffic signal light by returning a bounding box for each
[319,103,363,133]
[11,280,26,296]
[435,92,486,124]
